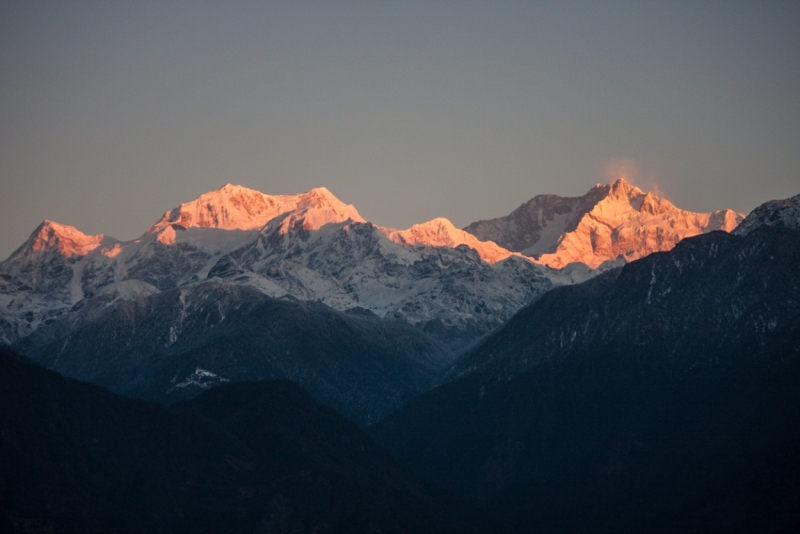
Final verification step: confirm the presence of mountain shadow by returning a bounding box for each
[0,345,484,533]
[15,282,451,426]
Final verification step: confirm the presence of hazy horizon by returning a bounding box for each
[2,1,799,260]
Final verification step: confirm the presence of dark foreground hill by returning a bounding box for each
[372,225,800,533]
[0,346,482,534]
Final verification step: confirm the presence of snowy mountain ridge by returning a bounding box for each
[6,220,113,261]
[733,192,800,236]
[147,183,365,234]
[380,218,521,264]
[1,180,751,347]
[0,184,556,347]
[464,178,743,269]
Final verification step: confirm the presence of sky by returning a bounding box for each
[1,0,799,260]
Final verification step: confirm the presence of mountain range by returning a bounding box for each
[0,180,743,422]
[0,184,554,350]
[1,179,799,532]
[0,179,741,344]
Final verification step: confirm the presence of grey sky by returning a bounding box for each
[1,1,798,259]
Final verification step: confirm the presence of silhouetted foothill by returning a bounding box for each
[0,345,484,534]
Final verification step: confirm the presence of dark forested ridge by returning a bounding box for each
[0,346,482,534]
[451,225,800,380]
[372,225,800,533]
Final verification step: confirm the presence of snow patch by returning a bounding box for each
[170,367,230,391]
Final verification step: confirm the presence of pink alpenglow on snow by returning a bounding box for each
[380,218,518,264]
[146,184,364,235]
[267,188,367,236]
[5,181,745,278]
[10,220,106,259]
[535,179,743,269]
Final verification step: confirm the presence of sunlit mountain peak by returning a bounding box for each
[146,184,364,235]
[380,217,518,264]
[464,180,744,270]
[10,220,107,260]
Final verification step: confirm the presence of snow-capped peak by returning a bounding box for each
[464,178,744,270]
[286,187,365,227]
[268,198,366,236]
[606,178,644,200]
[146,184,364,235]
[733,193,800,236]
[7,220,107,260]
[147,184,274,234]
[380,217,517,264]
[535,181,744,269]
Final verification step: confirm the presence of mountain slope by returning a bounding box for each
[450,226,800,381]
[464,178,743,268]
[733,191,800,235]
[1,184,556,348]
[0,346,480,533]
[225,216,556,345]
[15,281,449,426]
[372,205,800,532]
